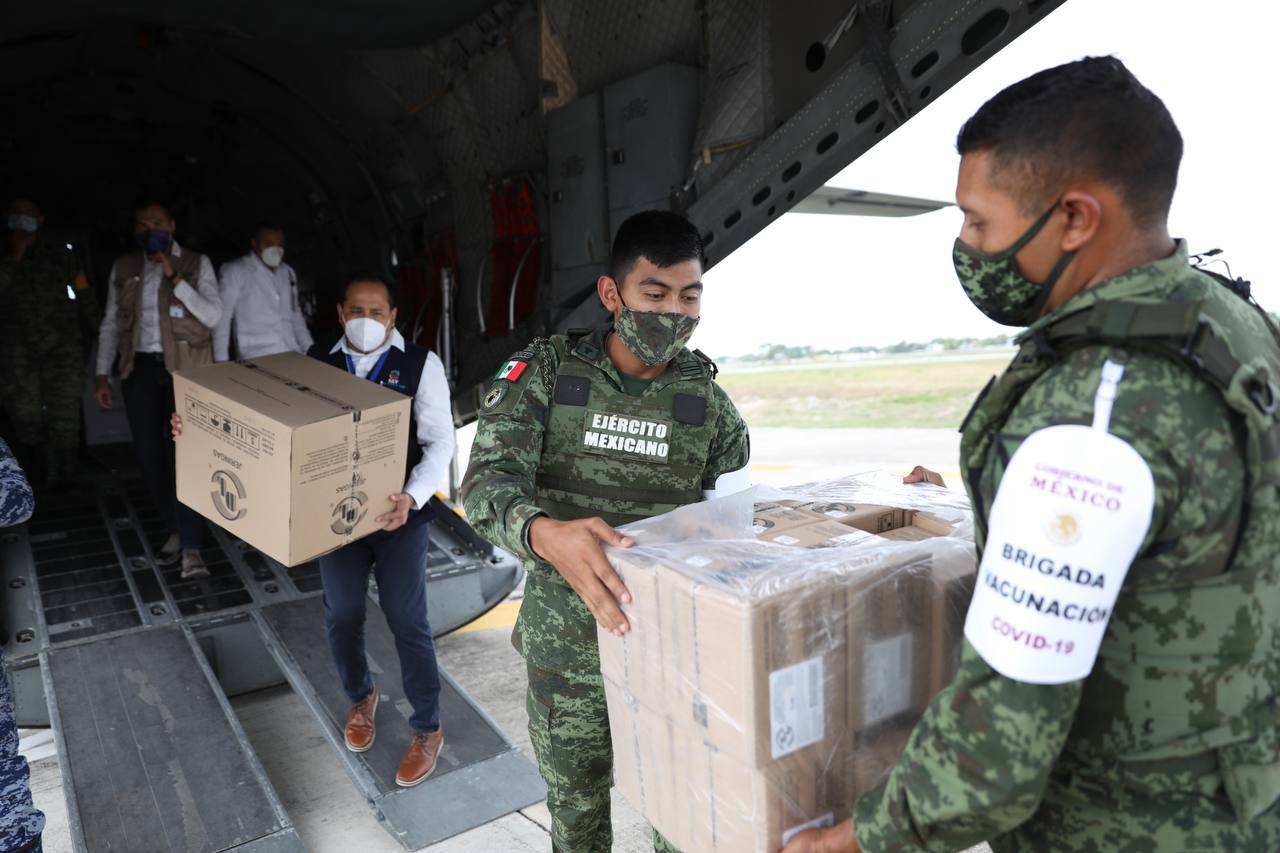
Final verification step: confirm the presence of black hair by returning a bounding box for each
[608,210,705,283]
[956,56,1182,228]
[252,221,284,241]
[341,272,397,308]
[134,199,173,219]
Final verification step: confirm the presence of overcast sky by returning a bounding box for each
[695,0,1276,359]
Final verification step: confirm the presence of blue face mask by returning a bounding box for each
[7,214,38,234]
[137,228,173,254]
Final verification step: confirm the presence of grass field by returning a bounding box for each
[717,354,1011,429]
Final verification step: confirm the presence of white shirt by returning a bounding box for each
[330,328,455,510]
[213,253,314,361]
[96,242,222,375]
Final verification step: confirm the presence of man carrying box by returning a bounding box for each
[461,210,751,852]
[174,273,455,787]
[785,57,1280,852]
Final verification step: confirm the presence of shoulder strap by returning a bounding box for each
[1036,300,1280,451]
[564,330,606,365]
[690,348,719,381]
[1032,301,1245,401]
[671,348,715,382]
[1033,298,1280,575]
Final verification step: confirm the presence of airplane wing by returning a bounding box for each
[790,186,952,217]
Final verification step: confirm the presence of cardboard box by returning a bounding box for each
[911,510,959,537]
[876,525,936,542]
[758,519,862,548]
[173,352,411,565]
[608,538,968,769]
[602,482,977,853]
[606,674,917,853]
[795,501,910,534]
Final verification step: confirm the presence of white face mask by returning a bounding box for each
[259,246,285,268]
[7,214,38,234]
[344,317,389,353]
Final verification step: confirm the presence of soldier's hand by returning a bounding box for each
[528,516,635,636]
[904,465,946,487]
[171,413,183,438]
[375,493,415,532]
[779,818,860,853]
[94,375,113,410]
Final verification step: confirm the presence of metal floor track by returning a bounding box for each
[43,625,305,853]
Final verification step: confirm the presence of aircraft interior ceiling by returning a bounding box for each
[0,0,1064,400]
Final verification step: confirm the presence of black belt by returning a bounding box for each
[134,351,165,364]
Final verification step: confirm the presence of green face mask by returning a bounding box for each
[614,303,700,366]
[953,200,1077,327]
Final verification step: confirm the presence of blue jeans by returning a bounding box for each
[319,517,441,733]
[0,650,43,853]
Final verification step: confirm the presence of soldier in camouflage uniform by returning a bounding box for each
[0,198,97,486]
[462,211,750,853]
[0,436,42,853]
[785,58,1280,853]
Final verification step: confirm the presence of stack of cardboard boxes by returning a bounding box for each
[599,484,976,852]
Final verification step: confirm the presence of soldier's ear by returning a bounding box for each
[1060,191,1102,252]
[597,275,622,313]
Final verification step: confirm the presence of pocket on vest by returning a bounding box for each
[174,340,213,372]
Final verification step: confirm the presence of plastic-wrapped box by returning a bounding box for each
[598,473,976,853]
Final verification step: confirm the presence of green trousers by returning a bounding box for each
[525,662,680,853]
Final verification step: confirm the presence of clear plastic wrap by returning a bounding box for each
[598,472,977,853]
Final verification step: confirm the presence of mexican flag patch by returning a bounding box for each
[497,359,529,382]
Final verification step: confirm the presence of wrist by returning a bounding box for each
[526,514,553,557]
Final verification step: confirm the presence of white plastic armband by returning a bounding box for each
[964,359,1155,684]
[702,464,752,501]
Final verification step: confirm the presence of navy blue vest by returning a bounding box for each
[308,340,430,490]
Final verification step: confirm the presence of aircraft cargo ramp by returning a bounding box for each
[1,465,542,852]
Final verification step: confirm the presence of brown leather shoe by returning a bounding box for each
[395,726,444,787]
[344,685,378,753]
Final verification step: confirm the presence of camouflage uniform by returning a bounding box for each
[462,323,750,853]
[854,243,1280,850]
[0,437,42,852]
[0,239,96,479]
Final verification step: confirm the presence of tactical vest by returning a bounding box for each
[533,331,723,528]
[113,248,212,377]
[959,255,1280,820]
[308,341,429,486]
